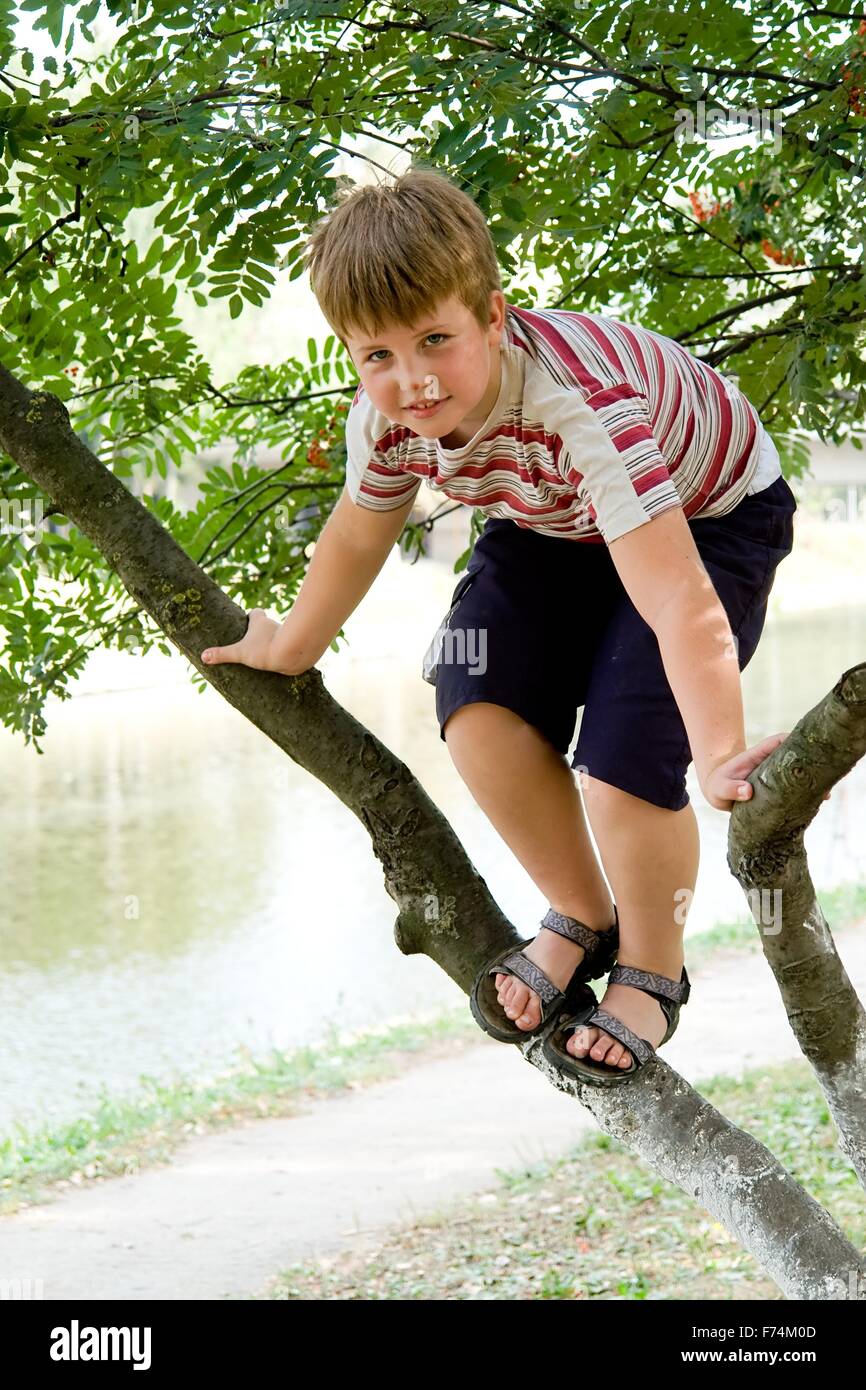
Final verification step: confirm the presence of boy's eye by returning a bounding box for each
[366,333,449,363]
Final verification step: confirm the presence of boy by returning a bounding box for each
[201,166,802,1084]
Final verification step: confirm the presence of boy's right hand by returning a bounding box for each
[201,608,312,676]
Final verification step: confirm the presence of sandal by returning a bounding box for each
[469,906,620,1045]
[542,963,691,1084]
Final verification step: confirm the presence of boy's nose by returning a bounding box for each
[399,377,425,401]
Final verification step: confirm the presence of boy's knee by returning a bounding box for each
[443,700,507,743]
[444,701,565,761]
[444,699,543,743]
[581,773,694,817]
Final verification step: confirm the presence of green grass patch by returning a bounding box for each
[0,1010,481,1215]
[266,1058,863,1301]
[685,879,866,970]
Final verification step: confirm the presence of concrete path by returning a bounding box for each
[2,926,864,1300]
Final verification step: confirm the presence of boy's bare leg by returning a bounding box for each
[443,703,699,1070]
[569,775,698,1067]
[443,701,618,1026]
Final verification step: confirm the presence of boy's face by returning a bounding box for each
[344,291,506,443]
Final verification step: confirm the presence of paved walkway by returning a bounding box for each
[2,927,864,1300]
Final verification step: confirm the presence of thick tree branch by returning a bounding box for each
[727,664,866,1188]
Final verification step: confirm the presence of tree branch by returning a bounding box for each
[1,184,82,276]
[675,286,805,343]
[727,665,866,1186]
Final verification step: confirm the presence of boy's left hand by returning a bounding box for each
[701,732,832,813]
[201,607,282,671]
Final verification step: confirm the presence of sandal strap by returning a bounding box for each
[579,1007,657,1066]
[488,950,562,1006]
[607,963,690,1005]
[541,905,618,959]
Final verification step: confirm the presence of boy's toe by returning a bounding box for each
[567,1025,595,1057]
[503,981,528,1018]
[564,1023,633,1068]
[514,990,541,1029]
[592,1031,630,1067]
[499,979,542,1029]
[590,1030,615,1060]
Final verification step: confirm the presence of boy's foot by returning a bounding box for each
[564,973,680,1070]
[494,914,616,1034]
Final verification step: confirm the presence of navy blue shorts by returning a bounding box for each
[433,475,797,811]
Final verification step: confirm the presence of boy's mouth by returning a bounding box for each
[405,396,450,418]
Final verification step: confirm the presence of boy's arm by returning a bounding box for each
[606,505,784,811]
[269,484,417,671]
[202,485,417,675]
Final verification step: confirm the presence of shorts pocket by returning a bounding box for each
[421,569,481,685]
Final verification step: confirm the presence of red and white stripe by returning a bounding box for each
[344,305,764,544]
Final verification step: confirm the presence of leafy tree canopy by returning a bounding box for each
[1,0,865,746]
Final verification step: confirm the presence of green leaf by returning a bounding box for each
[3,5,866,748]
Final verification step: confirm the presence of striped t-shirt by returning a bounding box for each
[344,304,781,544]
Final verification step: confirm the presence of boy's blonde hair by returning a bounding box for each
[303,164,502,347]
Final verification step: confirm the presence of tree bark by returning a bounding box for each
[1,363,864,1299]
[727,665,866,1188]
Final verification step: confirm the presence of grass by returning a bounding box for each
[0,1010,483,1216]
[1,879,864,1219]
[264,1060,864,1301]
[684,878,866,971]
